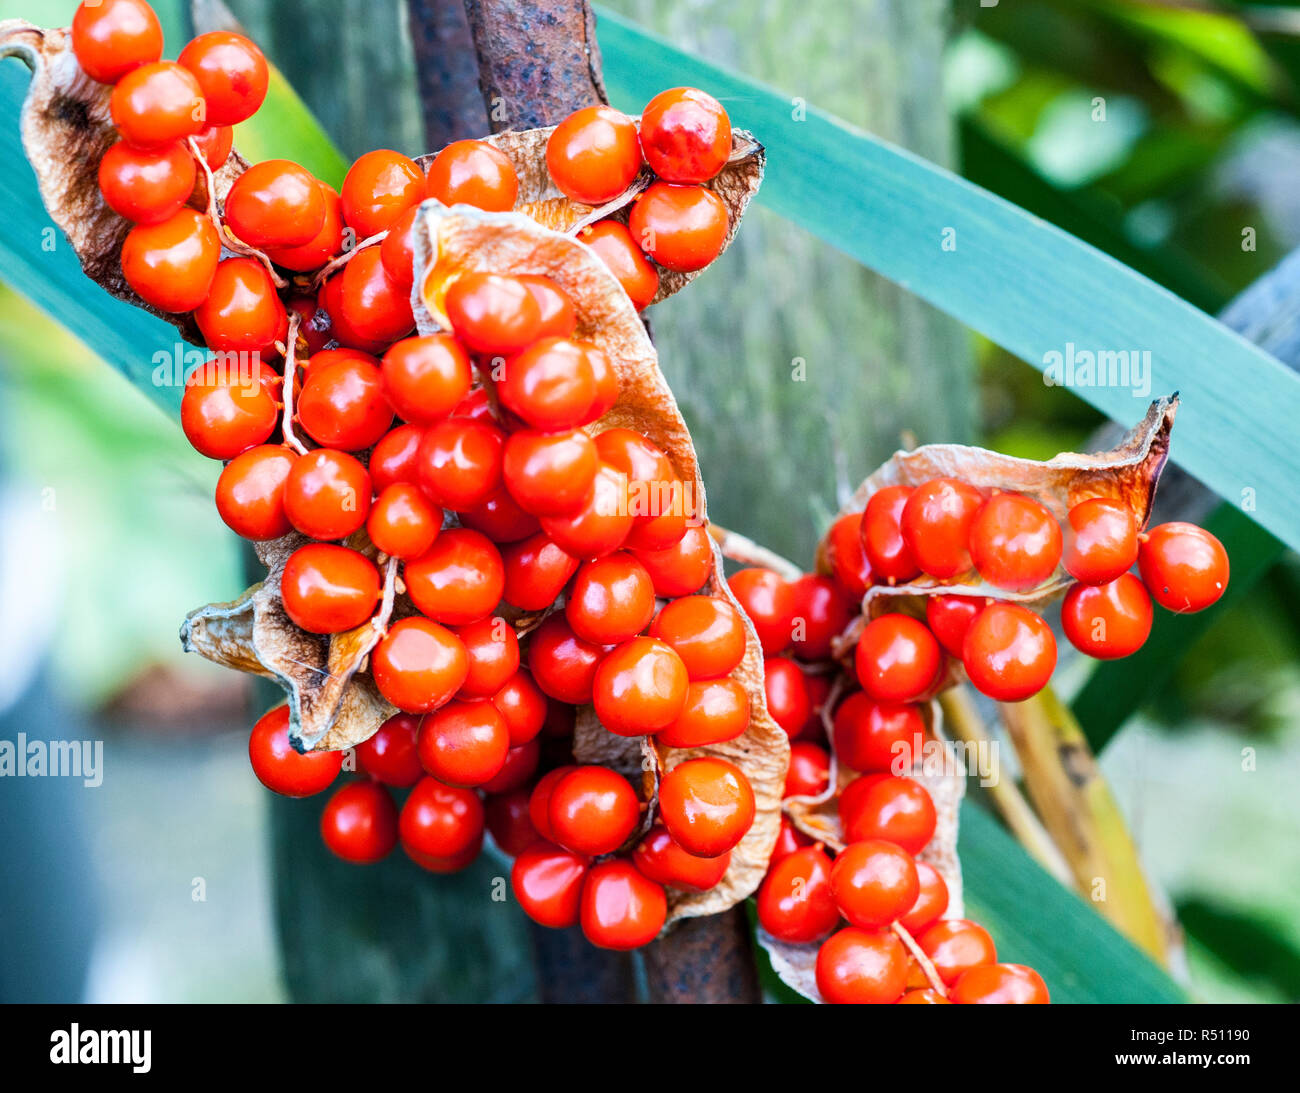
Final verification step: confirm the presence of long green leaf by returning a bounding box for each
[595,6,1300,556]
[959,803,1184,1002]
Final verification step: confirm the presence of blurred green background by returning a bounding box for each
[1,0,1298,1002]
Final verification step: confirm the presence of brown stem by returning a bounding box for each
[279,311,308,456]
[891,921,947,998]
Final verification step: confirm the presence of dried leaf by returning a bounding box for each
[416,202,789,922]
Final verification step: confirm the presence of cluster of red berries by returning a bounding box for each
[814,481,1229,704]
[548,88,735,308]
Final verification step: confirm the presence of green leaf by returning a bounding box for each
[959,802,1185,1002]
[595,6,1300,557]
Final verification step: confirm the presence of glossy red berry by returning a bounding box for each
[191,123,233,169]
[341,149,423,237]
[592,636,690,737]
[925,594,985,658]
[566,553,656,645]
[369,424,424,491]
[380,334,473,425]
[404,528,504,626]
[1062,573,1153,659]
[854,614,942,703]
[919,918,997,985]
[830,839,919,928]
[371,616,469,713]
[452,615,520,699]
[582,220,659,310]
[639,87,732,183]
[842,774,936,855]
[98,139,195,224]
[298,352,393,451]
[631,523,713,597]
[764,656,813,740]
[195,257,288,354]
[356,712,424,787]
[490,670,548,745]
[177,31,267,126]
[816,927,908,1004]
[580,860,667,950]
[502,428,599,516]
[366,483,441,560]
[1138,521,1229,613]
[335,247,415,343]
[280,543,379,634]
[628,182,729,273]
[539,463,636,559]
[121,207,220,313]
[265,181,344,272]
[649,594,747,680]
[757,845,839,943]
[1064,497,1139,585]
[224,159,326,248]
[657,678,750,748]
[527,615,608,705]
[379,204,420,291]
[215,443,296,541]
[634,825,730,892]
[771,814,813,865]
[594,428,685,550]
[861,486,920,584]
[498,338,604,431]
[546,105,642,204]
[899,860,950,935]
[443,272,541,356]
[961,602,1056,702]
[110,61,205,148]
[547,766,640,857]
[790,574,853,661]
[180,371,277,460]
[480,742,542,795]
[416,698,510,787]
[512,841,588,928]
[518,275,578,338]
[970,492,1063,591]
[727,567,795,654]
[485,787,537,857]
[72,0,163,84]
[425,139,518,211]
[248,705,342,797]
[320,781,398,864]
[952,962,1049,1004]
[400,775,484,860]
[824,511,873,598]
[658,756,754,857]
[282,448,372,541]
[501,532,580,611]
[901,478,985,579]
[784,741,831,798]
[416,418,506,511]
[832,692,926,774]
[459,487,541,544]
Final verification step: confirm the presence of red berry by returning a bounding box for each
[191,123,233,169]
[547,765,640,856]
[539,463,636,559]
[728,567,795,654]
[628,182,728,273]
[861,486,920,584]
[121,208,219,313]
[371,616,468,713]
[425,139,518,211]
[335,247,415,343]
[580,860,667,950]
[854,614,942,703]
[547,105,642,204]
[657,678,750,748]
[518,275,578,339]
[925,594,984,658]
[502,428,599,517]
[110,61,205,148]
[479,739,541,794]
[899,861,950,935]
[583,220,659,310]
[784,741,830,798]
[247,705,341,797]
[764,656,813,739]
[366,483,441,560]
[830,839,919,928]
[265,182,344,271]
[900,477,985,579]
[280,543,379,634]
[1064,497,1139,585]
[416,417,506,511]
[177,31,268,126]
[970,492,1063,591]
[381,333,473,425]
[416,698,510,787]
[72,0,163,84]
[490,670,548,746]
[452,615,520,698]
[320,781,398,864]
[224,159,326,248]
[757,845,839,943]
[592,636,690,737]
[98,139,195,224]
[485,788,537,857]
[639,87,732,183]
[404,528,504,626]
[842,774,936,855]
[528,616,608,705]
[771,814,813,865]
[649,594,747,680]
[630,523,713,598]
[594,428,685,550]
[282,448,372,541]
[379,205,420,291]
[528,765,577,843]
[634,825,730,892]
[961,602,1056,702]
[459,487,541,544]
[952,962,1049,1004]
[566,552,656,645]
[918,918,997,985]
[215,443,296,541]
[501,532,580,611]
[341,149,423,237]
[832,692,926,775]
[498,337,605,431]
[443,272,541,356]
[195,257,288,355]
[512,841,588,928]
[1137,521,1229,613]
[658,756,754,857]
[825,511,873,598]
[816,927,908,1004]
[400,775,484,859]
[1062,572,1153,659]
[356,712,424,787]
[790,574,853,660]
[180,369,278,460]
[369,424,424,491]
[897,989,952,1005]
